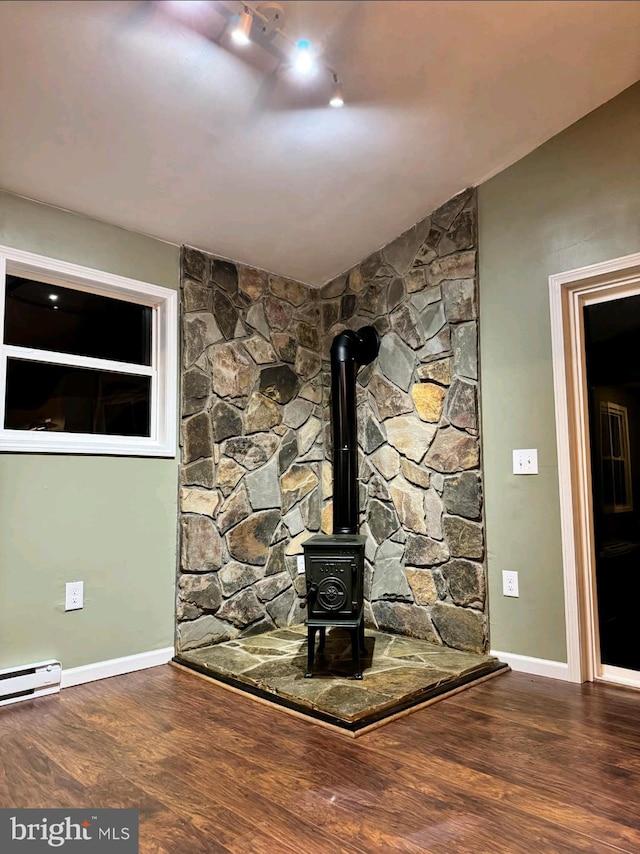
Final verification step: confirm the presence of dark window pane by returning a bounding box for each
[601,411,610,456]
[602,460,615,506]
[4,360,150,437]
[613,460,627,505]
[4,275,151,365]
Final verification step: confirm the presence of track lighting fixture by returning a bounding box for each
[329,73,344,108]
[164,1,346,107]
[231,6,252,46]
[229,2,344,104]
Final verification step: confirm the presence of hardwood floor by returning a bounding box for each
[1,666,639,853]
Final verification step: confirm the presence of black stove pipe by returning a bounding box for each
[330,326,380,535]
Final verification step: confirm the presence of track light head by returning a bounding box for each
[329,74,344,108]
[231,7,252,46]
[292,39,315,75]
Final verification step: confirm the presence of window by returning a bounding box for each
[599,401,632,513]
[0,245,177,456]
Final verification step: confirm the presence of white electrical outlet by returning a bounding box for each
[513,449,538,475]
[65,581,84,611]
[502,571,519,597]
[297,555,305,575]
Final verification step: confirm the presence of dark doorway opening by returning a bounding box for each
[584,295,640,672]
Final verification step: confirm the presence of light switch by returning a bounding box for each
[513,449,538,475]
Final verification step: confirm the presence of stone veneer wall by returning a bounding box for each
[176,188,486,655]
[320,188,486,653]
[177,253,324,652]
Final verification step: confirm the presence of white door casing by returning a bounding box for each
[549,252,640,686]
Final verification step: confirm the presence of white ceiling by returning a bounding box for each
[1,1,639,286]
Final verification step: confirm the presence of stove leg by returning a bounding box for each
[350,628,362,680]
[318,626,326,654]
[305,627,317,678]
[359,617,366,653]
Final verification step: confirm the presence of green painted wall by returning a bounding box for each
[0,191,180,670]
[478,83,640,662]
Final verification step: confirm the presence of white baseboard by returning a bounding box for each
[61,647,174,689]
[491,649,571,681]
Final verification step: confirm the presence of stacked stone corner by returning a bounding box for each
[177,187,487,656]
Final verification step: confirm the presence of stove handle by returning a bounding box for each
[300,583,318,609]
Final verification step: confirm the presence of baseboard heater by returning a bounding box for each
[0,660,61,707]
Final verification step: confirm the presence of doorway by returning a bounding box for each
[549,252,640,686]
[584,296,640,676]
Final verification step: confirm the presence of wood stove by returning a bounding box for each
[302,326,380,679]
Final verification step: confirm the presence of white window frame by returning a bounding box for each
[599,401,633,514]
[0,244,177,457]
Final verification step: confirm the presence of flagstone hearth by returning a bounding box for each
[175,625,507,735]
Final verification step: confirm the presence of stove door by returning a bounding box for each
[306,554,357,619]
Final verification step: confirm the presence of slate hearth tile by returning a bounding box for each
[255,674,330,706]
[313,629,357,655]
[240,656,309,684]
[233,643,295,657]
[385,637,444,658]
[313,684,394,720]
[358,666,452,696]
[403,642,481,660]
[385,637,494,667]
[363,634,396,657]
[240,635,297,651]
[415,650,495,671]
[269,627,307,640]
[322,660,374,678]
[182,646,263,675]
[351,661,414,677]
